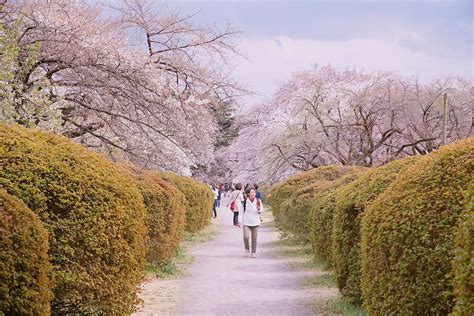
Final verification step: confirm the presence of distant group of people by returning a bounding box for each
[210,182,263,258]
[210,183,231,218]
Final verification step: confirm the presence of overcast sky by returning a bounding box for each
[118,0,474,108]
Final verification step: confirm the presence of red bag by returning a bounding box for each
[229,192,240,212]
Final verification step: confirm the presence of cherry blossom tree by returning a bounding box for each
[191,99,239,183]
[226,65,473,183]
[0,0,243,174]
[395,77,473,156]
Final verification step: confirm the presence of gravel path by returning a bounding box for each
[177,201,316,315]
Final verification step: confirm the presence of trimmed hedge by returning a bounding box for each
[135,170,186,266]
[452,183,474,315]
[278,181,331,241]
[331,156,418,303]
[309,169,366,266]
[159,172,213,233]
[0,189,52,315]
[360,137,474,315]
[258,183,271,204]
[0,124,146,314]
[269,166,356,224]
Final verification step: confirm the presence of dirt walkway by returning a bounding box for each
[135,200,328,315]
[177,201,319,315]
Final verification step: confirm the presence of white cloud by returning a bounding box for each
[231,35,473,110]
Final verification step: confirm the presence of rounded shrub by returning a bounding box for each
[331,156,418,303]
[309,168,366,266]
[134,170,186,266]
[159,172,213,233]
[0,189,52,315]
[278,181,331,241]
[0,124,146,315]
[360,137,474,315]
[452,183,474,315]
[258,183,271,204]
[269,166,356,225]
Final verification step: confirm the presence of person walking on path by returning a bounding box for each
[212,185,219,218]
[216,185,222,209]
[219,183,225,200]
[254,183,262,200]
[242,188,263,258]
[228,183,244,227]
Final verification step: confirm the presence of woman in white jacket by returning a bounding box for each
[242,188,263,258]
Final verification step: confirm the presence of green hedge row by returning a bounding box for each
[361,137,473,314]
[452,183,474,315]
[134,170,187,267]
[0,189,52,315]
[332,156,418,303]
[268,137,473,314]
[278,180,331,241]
[268,166,356,226]
[309,170,366,266]
[0,124,213,314]
[159,172,213,233]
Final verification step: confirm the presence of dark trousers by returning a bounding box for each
[213,200,218,217]
[233,212,239,225]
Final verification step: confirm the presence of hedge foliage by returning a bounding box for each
[268,166,356,225]
[452,183,474,315]
[0,189,52,315]
[309,169,366,266]
[277,181,331,241]
[360,137,474,315]
[159,172,214,233]
[135,170,186,266]
[0,124,146,315]
[331,156,418,303]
